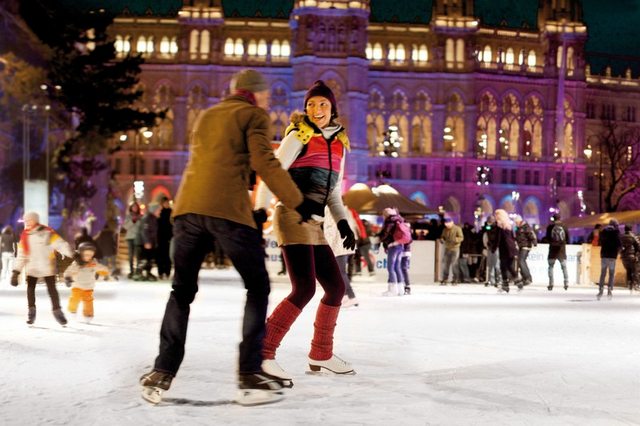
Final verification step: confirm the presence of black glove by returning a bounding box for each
[337,219,356,251]
[65,277,73,288]
[253,209,268,230]
[10,271,20,287]
[295,198,323,223]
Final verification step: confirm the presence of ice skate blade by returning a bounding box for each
[235,389,284,407]
[141,386,163,405]
[306,365,356,376]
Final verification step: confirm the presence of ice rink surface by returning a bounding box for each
[1,270,639,426]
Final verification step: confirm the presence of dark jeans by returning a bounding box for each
[401,255,411,287]
[622,258,636,288]
[26,276,60,310]
[139,246,156,274]
[548,258,568,286]
[157,240,172,276]
[599,257,616,290]
[127,239,137,274]
[518,248,532,282]
[154,214,270,375]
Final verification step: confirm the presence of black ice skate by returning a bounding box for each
[52,308,67,326]
[26,307,36,325]
[564,283,569,291]
[404,286,411,295]
[597,288,604,300]
[236,372,285,406]
[140,370,174,404]
[607,288,613,300]
[547,284,554,291]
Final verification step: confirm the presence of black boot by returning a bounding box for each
[547,284,554,291]
[52,308,67,326]
[597,287,603,300]
[26,307,36,325]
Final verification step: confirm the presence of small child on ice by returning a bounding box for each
[64,242,109,323]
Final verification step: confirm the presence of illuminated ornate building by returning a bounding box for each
[107,0,640,225]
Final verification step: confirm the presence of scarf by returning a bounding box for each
[20,224,54,256]
[233,89,257,106]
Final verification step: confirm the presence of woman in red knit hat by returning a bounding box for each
[255,80,356,384]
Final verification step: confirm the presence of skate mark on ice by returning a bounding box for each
[160,397,235,407]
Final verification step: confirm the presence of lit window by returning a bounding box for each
[366,43,373,60]
[271,40,281,57]
[200,30,210,56]
[160,36,170,55]
[505,48,515,65]
[281,40,290,57]
[388,43,396,61]
[123,36,131,53]
[115,35,124,53]
[373,43,383,61]
[224,38,234,56]
[445,39,454,64]
[455,39,464,63]
[137,36,147,53]
[483,45,492,63]
[234,39,243,56]
[527,50,536,67]
[419,44,428,62]
[170,37,178,55]
[411,44,418,61]
[257,39,267,56]
[248,39,257,56]
[146,36,154,54]
[190,30,200,55]
[518,49,524,65]
[396,44,405,62]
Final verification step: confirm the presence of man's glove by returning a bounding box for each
[253,209,268,230]
[10,271,20,287]
[337,220,356,250]
[65,277,73,288]
[295,198,323,223]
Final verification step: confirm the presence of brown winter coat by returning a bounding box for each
[172,95,303,228]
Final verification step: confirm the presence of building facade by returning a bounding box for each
[108,0,640,225]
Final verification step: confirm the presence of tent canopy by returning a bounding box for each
[563,210,640,228]
[343,183,435,215]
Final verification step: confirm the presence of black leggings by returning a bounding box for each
[26,276,61,310]
[282,244,345,308]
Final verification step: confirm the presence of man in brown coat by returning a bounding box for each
[140,69,314,406]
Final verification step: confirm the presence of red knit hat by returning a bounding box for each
[304,80,338,118]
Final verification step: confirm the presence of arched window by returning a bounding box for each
[234,38,244,56]
[566,46,575,74]
[445,93,465,153]
[524,95,543,158]
[477,91,498,158]
[146,36,155,53]
[115,35,124,56]
[455,39,465,66]
[564,98,575,158]
[160,36,171,56]
[247,39,258,57]
[372,43,383,61]
[500,94,521,159]
[445,38,454,67]
[366,43,373,60]
[224,38,234,56]
[388,43,396,61]
[281,40,290,57]
[200,30,210,58]
[527,50,536,68]
[170,37,178,55]
[123,36,131,54]
[271,40,281,57]
[137,35,147,53]
[395,44,405,62]
[518,49,525,65]
[191,30,200,58]
[257,39,267,57]
[419,44,428,62]
[505,47,515,65]
[483,45,492,63]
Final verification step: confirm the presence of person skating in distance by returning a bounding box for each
[139,69,304,406]
[255,80,356,383]
[11,211,74,326]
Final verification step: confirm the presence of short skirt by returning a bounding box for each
[273,203,327,246]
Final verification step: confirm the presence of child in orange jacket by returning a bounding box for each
[64,242,109,323]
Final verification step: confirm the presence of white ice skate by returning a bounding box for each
[396,283,404,296]
[261,359,294,388]
[341,297,359,308]
[235,389,284,406]
[141,386,164,404]
[382,283,397,297]
[139,371,173,405]
[308,355,355,375]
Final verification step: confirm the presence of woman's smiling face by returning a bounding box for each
[306,96,332,129]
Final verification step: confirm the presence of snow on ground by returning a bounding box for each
[1,271,639,426]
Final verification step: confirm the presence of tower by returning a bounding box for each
[289,0,370,184]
